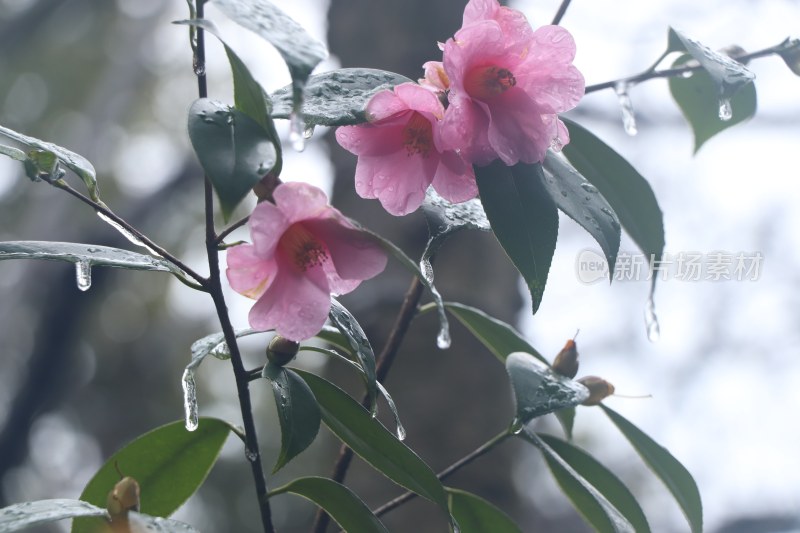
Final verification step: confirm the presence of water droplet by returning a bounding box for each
[580,183,598,194]
[614,82,638,136]
[510,418,524,435]
[181,368,199,432]
[681,70,693,79]
[201,117,215,124]
[419,257,435,284]
[303,125,315,139]
[97,212,161,256]
[395,421,407,441]
[718,97,733,121]
[644,296,661,342]
[225,113,234,125]
[75,261,91,291]
[550,136,564,151]
[436,327,451,350]
[245,448,258,462]
[289,112,306,152]
[193,63,206,77]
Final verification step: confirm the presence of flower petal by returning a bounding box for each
[336,121,407,157]
[248,202,289,258]
[226,243,277,300]
[364,149,437,216]
[273,181,331,223]
[304,219,388,288]
[432,151,478,203]
[365,89,409,122]
[487,88,549,164]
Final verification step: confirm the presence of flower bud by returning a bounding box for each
[577,376,615,406]
[106,476,140,517]
[552,337,579,378]
[266,336,299,366]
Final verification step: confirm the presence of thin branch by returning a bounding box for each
[550,0,573,26]
[585,38,798,94]
[312,276,426,533]
[52,180,207,289]
[215,215,250,246]
[373,429,512,518]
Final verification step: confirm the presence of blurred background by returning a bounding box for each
[0,0,798,531]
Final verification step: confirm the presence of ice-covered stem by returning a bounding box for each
[193,2,275,531]
[373,428,512,518]
[585,38,800,94]
[312,276,426,533]
[551,0,573,25]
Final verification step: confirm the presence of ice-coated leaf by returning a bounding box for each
[601,405,703,533]
[187,98,277,220]
[0,144,25,161]
[447,488,522,533]
[271,477,388,532]
[329,298,378,413]
[520,430,635,533]
[538,433,651,532]
[262,364,321,472]
[189,328,261,365]
[0,124,98,200]
[475,161,558,314]
[542,152,620,279]
[561,119,664,266]
[212,0,327,118]
[294,370,451,520]
[669,55,757,153]
[270,68,413,126]
[506,352,589,424]
[73,418,230,533]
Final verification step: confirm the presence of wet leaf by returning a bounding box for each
[271,477,388,532]
[0,144,25,161]
[506,352,589,424]
[542,152,620,279]
[601,405,702,533]
[475,161,558,314]
[447,488,522,533]
[262,365,321,472]
[73,418,230,533]
[187,98,277,220]
[294,370,450,520]
[0,124,98,200]
[538,433,651,532]
[270,68,413,126]
[329,299,378,413]
[520,430,634,533]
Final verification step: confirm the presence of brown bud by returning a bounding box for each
[577,376,615,406]
[106,476,140,517]
[552,337,579,378]
[267,336,299,366]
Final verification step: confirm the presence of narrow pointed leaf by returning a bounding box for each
[561,118,664,264]
[447,488,522,533]
[476,161,558,314]
[506,352,589,424]
[314,325,352,353]
[262,365,321,472]
[521,429,634,533]
[601,405,702,533]
[0,124,98,200]
[73,418,231,533]
[270,68,413,126]
[538,433,651,533]
[189,328,260,366]
[187,98,277,220]
[272,477,388,532]
[293,370,450,519]
[329,298,378,412]
[542,152,620,278]
[212,0,327,117]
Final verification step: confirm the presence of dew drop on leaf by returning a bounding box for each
[718,97,733,121]
[75,260,92,291]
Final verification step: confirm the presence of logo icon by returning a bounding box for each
[576,249,608,284]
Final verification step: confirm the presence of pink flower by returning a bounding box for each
[437,0,585,166]
[335,82,477,216]
[419,61,450,93]
[226,182,388,341]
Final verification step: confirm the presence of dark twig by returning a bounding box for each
[215,215,250,246]
[550,0,573,25]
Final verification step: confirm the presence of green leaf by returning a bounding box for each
[520,430,634,533]
[270,68,413,126]
[0,144,25,161]
[262,365,321,472]
[329,299,378,413]
[442,302,545,364]
[601,405,703,533]
[669,55,757,153]
[506,352,589,424]
[0,500,199,532]
[271,477,388,532]
[538,434,651,533]
[294,370,451,520]
[187,98,277,220]
[475,161,558,314]
[561,118,664,264]
[314,325,353,353]
[777,38,800,77]
[447,488,522,533]
[212,0,327,119]
[542,152,620,278]
[73,418,230,533]
[0,124,98,200]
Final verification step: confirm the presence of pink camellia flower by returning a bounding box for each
[419,61,450,93]
[226,182,388,341]
[335,82,477,216]
[437,0,585,166]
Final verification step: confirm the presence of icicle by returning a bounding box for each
[96,212,161,257]
[644,295,661,342]
[436,327,451,350]
[289,112,306,152]
[718,97,733,121]
[181,368,199,432]
[419,257,435,285]
[614,82,638,136]
[75,260,92,291]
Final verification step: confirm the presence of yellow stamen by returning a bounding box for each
[280,223,328,272]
